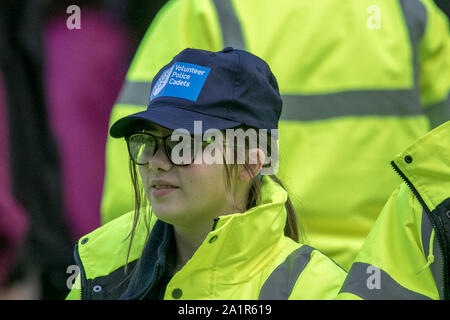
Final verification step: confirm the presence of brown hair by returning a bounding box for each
[225,162,299,242]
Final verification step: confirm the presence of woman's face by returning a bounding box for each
[138,125,242,230]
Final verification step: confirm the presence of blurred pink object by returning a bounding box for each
[44,9,130,241]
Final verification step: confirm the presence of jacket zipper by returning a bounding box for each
[391,160,449,299]
[74,243,89,300]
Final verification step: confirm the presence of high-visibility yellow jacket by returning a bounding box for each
[101,0,450,271]
[66,177,346,300]
[338,120,450,300]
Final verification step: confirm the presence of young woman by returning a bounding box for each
[66,47,346,300]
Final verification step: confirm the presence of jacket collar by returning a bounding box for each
[120,175,290,299]
[391,121,450,212]
[120,220,174,300]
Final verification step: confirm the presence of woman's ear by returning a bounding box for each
[239,148,266,181]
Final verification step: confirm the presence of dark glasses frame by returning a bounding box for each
[125,132,210,166]
[125,127,275,167]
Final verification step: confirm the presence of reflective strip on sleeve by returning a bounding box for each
[339,262,432,300]
[211,0,246,49]
[399,0,427,87]
[259,245,314,300]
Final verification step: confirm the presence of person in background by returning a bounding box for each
[0,72,30,299]
[0,0,135,299]
[0,0,73,300]
[100,0,450,272]
[338,120,450,300]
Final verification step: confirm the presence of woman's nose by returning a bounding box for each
[148,146,172,172]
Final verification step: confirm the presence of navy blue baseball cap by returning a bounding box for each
[109,47,282,138]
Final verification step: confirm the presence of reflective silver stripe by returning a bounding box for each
[421,208,444,299]
[400,0,449,129]
[399,0,427,87]
[211,0,246,49]
[424,95,450,129]
[280,90,423,121]
[340,262,432,300]
[116,81,151,107]
[259,245,314,300]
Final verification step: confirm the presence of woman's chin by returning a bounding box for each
[152,206,183,224]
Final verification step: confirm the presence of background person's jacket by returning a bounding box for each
[100,0,450,272]
[338,120,450,300]
[66,177,346,300]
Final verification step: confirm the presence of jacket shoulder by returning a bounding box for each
[261,242,347,300]
[290,247,347,300]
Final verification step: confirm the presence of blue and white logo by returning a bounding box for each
[152,65,174,97]
[150,62,211,102]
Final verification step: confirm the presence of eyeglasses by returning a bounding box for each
[126,132,210,166]
[126,130,269,166]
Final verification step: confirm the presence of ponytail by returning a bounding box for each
[243,163,300,243]
[269,175,299,243]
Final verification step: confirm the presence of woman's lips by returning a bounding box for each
[150,180,179,198]
[151,186,178,197]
